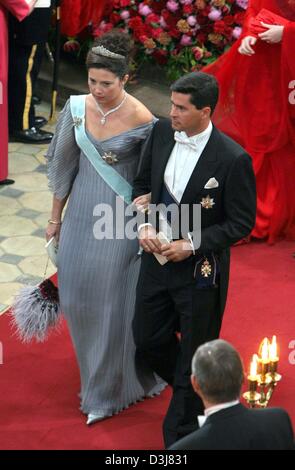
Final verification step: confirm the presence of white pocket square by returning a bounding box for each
[204,177,219,189]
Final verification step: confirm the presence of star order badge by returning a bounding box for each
[200,195,215,209]
[102,152,119,165]
[73,116,83,127]
[201,258,212,277]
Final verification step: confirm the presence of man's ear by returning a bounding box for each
[191,374,200,394]
[201,106,211,120]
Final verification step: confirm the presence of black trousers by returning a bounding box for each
[133,252,222,447]
[8,41,45,132]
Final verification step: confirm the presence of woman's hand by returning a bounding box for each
[133,192,151,212]
[238,36,257,55]
[46,223,61,242]
[258,23,284,43]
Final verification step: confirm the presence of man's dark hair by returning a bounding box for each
[192,339,244,404]
[171,72,219,115]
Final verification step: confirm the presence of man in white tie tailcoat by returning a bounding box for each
[132,72,256,448]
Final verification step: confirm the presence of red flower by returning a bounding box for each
[223,15,234,26]
[196,32,207,44]
[120,0,132,7]
[169,28,182,39]
[213,20,226,34]
[151,27,164,39]
[89,0,246,80]
[128,16,144,30]
[110,12,121,25]
[152,49,168,65]
[183,5,194,15]
[138,34,148,44]
[150,0,166,14]
[146,13,160,25]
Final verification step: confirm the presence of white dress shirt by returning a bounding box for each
[138,122,213,243]
[34,0,51,7]
[164,121,213,203]
[198,400,240,428]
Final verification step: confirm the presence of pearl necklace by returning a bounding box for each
[95,92,127,125]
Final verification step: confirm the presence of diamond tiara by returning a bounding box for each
[92,45,125,60]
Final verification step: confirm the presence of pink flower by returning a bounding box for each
[139,4,153,16]
[180,0,193,4]
[208,8,222,21]
[235,0,248,10]
[180,34,192,46]
[192,46,204,60]
[232,26,242,39]
[160,16,167,28]
[166,1,179,13]
[120,10,130,20]
[187,15,197,26]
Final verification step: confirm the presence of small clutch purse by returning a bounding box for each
[45,237,58,267]
[249,8,290,37]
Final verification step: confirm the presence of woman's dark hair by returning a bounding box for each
[86,30,133,79]
[171,72,219,115]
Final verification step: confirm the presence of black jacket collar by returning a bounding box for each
[205,403,248,425]
[153,122,221,204]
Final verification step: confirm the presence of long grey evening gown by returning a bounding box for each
[47,99,165,417]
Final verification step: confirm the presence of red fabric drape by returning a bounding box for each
[60,0,110,36]
[203,0,295,243]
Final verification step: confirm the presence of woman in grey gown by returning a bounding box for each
[46,31,164,425]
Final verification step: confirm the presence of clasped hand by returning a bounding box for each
[258,23,284,43]
[139,226,192,262]
[239,24,284,56]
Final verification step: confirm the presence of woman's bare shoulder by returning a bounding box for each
[128,94,154,125]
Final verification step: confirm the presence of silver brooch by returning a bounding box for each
[102,152,118,165]
[73,116,83,127]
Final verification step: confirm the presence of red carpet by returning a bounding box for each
[0,241,294,449]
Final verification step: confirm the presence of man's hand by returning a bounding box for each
[258,23,284,43]
[139,225,162,254]
[133,193,151,213]
[161,239,193,263]
[238,36,257,55]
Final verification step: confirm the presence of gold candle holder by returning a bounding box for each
[243,336,282,409]
[243,377,261,407]
[243,354,261,407]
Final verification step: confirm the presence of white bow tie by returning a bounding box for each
[174,132,199,151]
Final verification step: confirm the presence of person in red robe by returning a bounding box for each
[203,0,295,243]
[0,0,36,185]
[60,0,110,36]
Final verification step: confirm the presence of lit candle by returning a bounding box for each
[260,337,270,377]
[269,335,279,374]
[248,354,259,393]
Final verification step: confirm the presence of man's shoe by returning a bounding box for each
[10,127,53,144]
[34,116,48,128]
[32,95,42,105]
[0,179,14,186]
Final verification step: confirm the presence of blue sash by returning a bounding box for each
[70,95,133,205]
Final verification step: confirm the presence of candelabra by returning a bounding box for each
[243,336,282,408]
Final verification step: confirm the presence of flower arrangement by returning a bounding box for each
[91,0,248,81]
